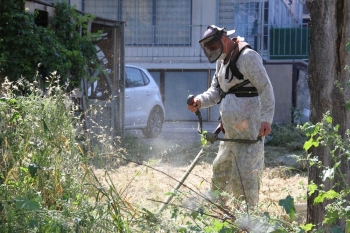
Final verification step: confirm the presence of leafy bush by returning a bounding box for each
[0,0,99,89]
[0,79,133,232]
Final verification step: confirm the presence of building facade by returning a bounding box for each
[42,0,310,124]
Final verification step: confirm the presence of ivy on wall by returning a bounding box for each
[0,0,99,89]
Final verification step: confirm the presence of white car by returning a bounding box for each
[124,64,165,138]
[87,61,165,138]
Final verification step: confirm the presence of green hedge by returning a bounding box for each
[269,27,309,60]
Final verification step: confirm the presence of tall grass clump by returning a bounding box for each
[0,78,133,232]
[267,123,307,152]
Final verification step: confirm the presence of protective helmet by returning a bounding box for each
[199,25,235,63]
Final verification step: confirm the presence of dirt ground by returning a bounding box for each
[92,131,308,222]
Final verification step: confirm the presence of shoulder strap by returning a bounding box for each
[227,40,252,81]
[215,40,253,103]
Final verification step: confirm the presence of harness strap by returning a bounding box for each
[226,86,258,97]
[190,109,262,144]
[204,126,262,144]
[225,44,252,82]
[217,79,258,103]
[215,135,262,143]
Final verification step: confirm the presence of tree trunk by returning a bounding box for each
[307,0,350,229]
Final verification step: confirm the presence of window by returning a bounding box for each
[82,0,192,46]
[218,0,268,51]
[35,10,48,27]
[121,0,192,46]
[125,67,150,88]
[219,1,261,42]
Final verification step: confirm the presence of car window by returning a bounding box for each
[141,70,150,85]
[125,67,145,88]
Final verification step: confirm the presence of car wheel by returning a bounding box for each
[142,107,164,138]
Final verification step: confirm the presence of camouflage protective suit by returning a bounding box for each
[195,47,275,206]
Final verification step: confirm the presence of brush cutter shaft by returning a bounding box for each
[187,94,203,134]
[157,148,204,214]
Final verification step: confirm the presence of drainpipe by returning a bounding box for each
[200,0,202,26]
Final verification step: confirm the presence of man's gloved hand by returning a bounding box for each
[259,121,271,137]
[187,98,201,113]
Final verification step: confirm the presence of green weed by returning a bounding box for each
[0,78,133,232]
[267,123,306,152]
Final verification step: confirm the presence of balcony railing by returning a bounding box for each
[125,23,309,63]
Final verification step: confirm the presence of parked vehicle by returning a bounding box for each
[124,64,165,138]
[87,46,165,138]
[87,66,165,138]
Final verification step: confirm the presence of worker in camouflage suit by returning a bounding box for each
[188,25,275,207]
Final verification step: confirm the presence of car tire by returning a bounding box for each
[142,107,164,138]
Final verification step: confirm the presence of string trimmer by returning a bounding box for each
[157,94,261,213]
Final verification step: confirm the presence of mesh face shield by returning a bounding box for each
[199,25,235,63]
[199,33,223,63]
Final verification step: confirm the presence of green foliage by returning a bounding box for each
[139,190,306,232]
[200,130,208,145]
[1,79,85,231]
[0,0,99,89]
[300,223,315,232]
[267,123,306,151]
[346,40,350,105]
[300,111,350,231]
[279,195,296,221]
[0,78,311,232]
[346,39,350,52]
[298,41,350,232]
[0,78,133,232]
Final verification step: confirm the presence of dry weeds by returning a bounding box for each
[92,132,308,223]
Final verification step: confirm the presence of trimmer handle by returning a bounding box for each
[187,94,200,114]
[187,94,195,106]
[187,94,202,134]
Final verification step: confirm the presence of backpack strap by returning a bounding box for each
[216,79,257,100]
[214,40,257,104]
[225,40,252,81]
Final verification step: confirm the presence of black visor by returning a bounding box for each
[199,25,235,63]
[199,35,223,63]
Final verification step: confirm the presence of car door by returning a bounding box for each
[124,67,152,127]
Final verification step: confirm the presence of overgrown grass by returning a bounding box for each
[0,78,134,232]
[2,78,338,232]
[117,125,309,232]
[267,123,307,151]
